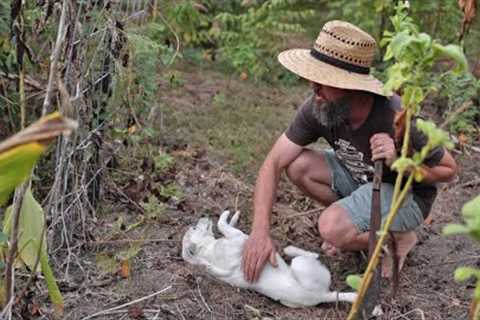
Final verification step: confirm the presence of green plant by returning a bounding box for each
[443,195,480,319]
[140,195,167,220]
[158,183,183,202]
[212,0,314,81]
[154,152,175,173]
[347,3,468,318]
[0,113,76,317]
[326,0,395,38]
[434,72,480,136]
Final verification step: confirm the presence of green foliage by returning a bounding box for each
[163,0,313,81]
[3,188,64,312]
[434,72,480,136]
[346,274,362,291]
[154,152,175,173]
[443,195,480,241]
[212,0,314,81]
[3,188,47,271]
[443,195,480,304]
[0,143,45,206]
[382,2,468,97]
[158,183,183,202]
[140,195,167,220]
[167,1,211,46]
[326,0,394,36]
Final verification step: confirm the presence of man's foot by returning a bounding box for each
[321,241,340,256]
[381,231,418,278]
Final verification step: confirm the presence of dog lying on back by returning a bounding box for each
[182,211,357,308]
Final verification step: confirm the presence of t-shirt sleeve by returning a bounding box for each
[410,118,445,167]
[285,95,323,146]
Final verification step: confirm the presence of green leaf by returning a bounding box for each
[0,112,77,206]
[39,245,64,319]
[389,31,413,59]
[432,43,468,74]
[454,266,479,282]
[462,195,480,218]
[0,143,45,206]
[442,224,469,236]
[391,157,415,173]
[346,274,362,291]
[3,187,47,271]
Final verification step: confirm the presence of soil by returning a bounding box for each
[58,67,480,320]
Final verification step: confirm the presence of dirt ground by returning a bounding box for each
[61,66,480,320]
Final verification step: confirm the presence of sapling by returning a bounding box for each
[347,2,468,318]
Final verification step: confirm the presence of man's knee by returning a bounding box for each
[286,150,329,186]
[318,204,357,248]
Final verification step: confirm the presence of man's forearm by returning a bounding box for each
[251,159,281,234]
[418,164,456,184]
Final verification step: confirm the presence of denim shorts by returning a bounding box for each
[322,150,424,232]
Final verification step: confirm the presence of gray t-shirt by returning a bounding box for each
[285,94,444,217]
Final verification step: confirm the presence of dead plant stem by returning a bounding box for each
[42,0,68,116]
[80,285,172,320]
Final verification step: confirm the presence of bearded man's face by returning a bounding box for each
[310,82,351,128]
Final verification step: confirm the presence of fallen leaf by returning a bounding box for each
[120,259,129,278]
[128,125,137,134]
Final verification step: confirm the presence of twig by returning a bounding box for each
[80,285,172,320]
[440,101,473,130]
[457,177,480,189]
[0,72,43,90]
[283,207,324,219]
[42,0,68,116]
[108,180,145,213]
[84,238,177,246]
[391,308,426,320]
[195,277,212,313]
[157,9,180,66]
[175,304,187,320]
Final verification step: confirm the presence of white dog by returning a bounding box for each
[182,211,357,308]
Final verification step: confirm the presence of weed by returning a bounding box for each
[154,152,175,173]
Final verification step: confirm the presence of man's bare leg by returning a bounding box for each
[317,204,418,277]
[381,231,418,278]
[286,149,418,272]
[285,149,338,205]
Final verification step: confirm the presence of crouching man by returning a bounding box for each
[242,20,457,282]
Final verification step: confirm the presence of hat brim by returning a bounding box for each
[278,49,389,97]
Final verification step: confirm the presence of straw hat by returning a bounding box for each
[278,20,388,96]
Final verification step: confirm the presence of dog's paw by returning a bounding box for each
[284,246,319,258]
[229,211,240,226]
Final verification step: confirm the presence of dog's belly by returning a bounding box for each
[214,259,324,307]
[252,264,325,307]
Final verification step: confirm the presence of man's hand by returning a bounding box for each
[241,231,278,282]
[370,133,397,167]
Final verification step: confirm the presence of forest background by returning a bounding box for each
[0,0,480,319]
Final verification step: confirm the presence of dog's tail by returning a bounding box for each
[323,291,357,303]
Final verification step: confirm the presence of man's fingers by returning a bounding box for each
[252,254,266,282]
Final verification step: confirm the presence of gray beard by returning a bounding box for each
[311,95,351,128]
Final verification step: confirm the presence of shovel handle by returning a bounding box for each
[368,160,383,258]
